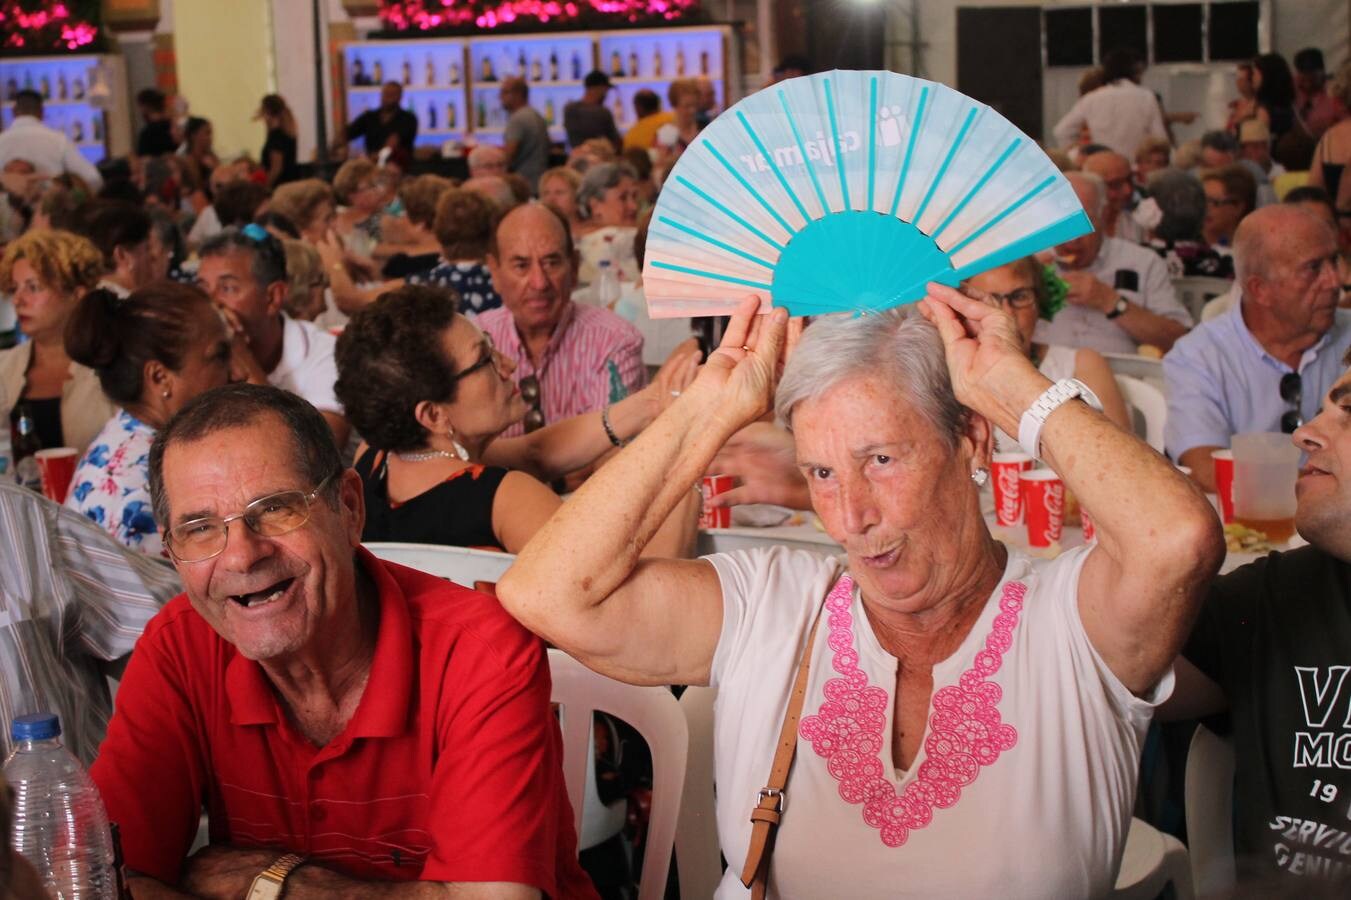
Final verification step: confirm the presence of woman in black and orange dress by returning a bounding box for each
[335,284,699,554]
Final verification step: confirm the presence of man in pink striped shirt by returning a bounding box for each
[481,203,646,439]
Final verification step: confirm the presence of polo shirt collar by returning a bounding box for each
[274,314,306,378]
[225,547,414,739]
[1230,297,1336,373]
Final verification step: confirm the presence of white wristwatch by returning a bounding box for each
[1018,378,1103,460]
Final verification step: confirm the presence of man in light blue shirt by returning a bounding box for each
[1164,204,1346,490]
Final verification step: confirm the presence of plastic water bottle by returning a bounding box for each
[4,713,118,899]
[596,259,621,311]
[13,406,40,491]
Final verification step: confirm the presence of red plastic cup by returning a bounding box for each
[1211,449,1235,524]
[1081,509,1096,542]
[1020,469,1065,548]
[699,474,734,529]
[35,447,79,504]
[991,452,1035,526]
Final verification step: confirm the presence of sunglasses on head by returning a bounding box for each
[1280,372,1302,434]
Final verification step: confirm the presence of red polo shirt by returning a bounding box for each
[91,548,597,898]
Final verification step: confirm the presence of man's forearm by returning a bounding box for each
[1116,303,1189,351]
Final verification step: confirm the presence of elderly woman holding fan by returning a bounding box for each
[498,288,1222,897]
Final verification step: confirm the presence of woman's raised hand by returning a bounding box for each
[687,296,799,433]
[644,337,702,414]
[918,282,1040,422]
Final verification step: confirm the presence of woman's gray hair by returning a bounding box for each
[775,309,967,448]
[1147,168,1207,242]
[575,161,638,221]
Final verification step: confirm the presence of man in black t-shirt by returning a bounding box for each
[135,88,177,157]
[342,82,418,166]
[1169,349,1351,887]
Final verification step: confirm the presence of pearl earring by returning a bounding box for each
[970,467,990,487]
[447,427,470,462]
[161,390,170,400]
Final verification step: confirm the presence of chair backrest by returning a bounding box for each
[548,650,688,900]
[1102,352,1165,392]
[364,542,515,588]
[1185,724,1236,895]
[1172,276,1233,323]
[675,685,722,899]
[1199,287,1238,324]
[1115,375,1168,452]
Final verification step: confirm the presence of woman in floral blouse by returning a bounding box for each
[64,283,244,555]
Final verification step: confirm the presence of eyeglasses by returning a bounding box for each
[520,374,545,432]
[1280,372,1303,434]
[968,286,1037,311]
[453,334,501,383]
[165,473,337,563]
[1207,196,1239,208]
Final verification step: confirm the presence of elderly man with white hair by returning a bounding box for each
[1164,203,1350,491]
[466,144,508,178]
[1037,170,1193,355]
[1082,149,1144,243]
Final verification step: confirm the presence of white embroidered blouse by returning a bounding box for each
[705,544,1171,899]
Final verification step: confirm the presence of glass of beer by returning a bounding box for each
[1231,432,1300,543]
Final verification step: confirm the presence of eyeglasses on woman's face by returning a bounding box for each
[966,285,1038,311]
[452,332,507,383]
[166,473,337,563]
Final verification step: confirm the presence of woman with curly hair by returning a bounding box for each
[0,229,113,454]
[335,284,699,553]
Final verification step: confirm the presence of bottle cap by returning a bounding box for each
[11,713,60,741]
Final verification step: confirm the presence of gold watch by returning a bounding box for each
[245,853,306,900]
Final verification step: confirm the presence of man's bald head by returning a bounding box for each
[1082,151,1134,213]
[1065,170,1106,221]
[1233,204,1335,284]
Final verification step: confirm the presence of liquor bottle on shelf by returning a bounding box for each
[372,59,384,84]
[613,96,624,124]
[530,56,542,82]
[71,76,84,99]
[548,52,558,81]
[628,49,639,79]
[446,103,457,129]
[92,115,102,142]
[610,50,624,77]
[401,58,411,86]
[476,100,486,128]
[700,50,710,76]
[351,58,366,86]
[675,45,686,76]
[517,49,527,77]
[56,73,66,100]
[481,56,496,82]
[427,103,436,130]
[449,59,461,85]
[543,98,554,125]
[425,55,435,86]
[39,75,49,99]
[571,51,582,81]
[653,49,663,78]
[71,119,83,142]
[5,78,16,99]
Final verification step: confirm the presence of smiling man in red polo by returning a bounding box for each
[91,384,596,899]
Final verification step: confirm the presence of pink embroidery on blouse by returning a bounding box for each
[798,575,1024,848]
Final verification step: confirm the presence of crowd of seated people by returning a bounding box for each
[0,41,1349,900]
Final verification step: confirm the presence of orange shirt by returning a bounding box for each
[623,110,675,152]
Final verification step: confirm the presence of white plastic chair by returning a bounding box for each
[1115,375,1168,453]
[548,650,688,900]
[675,685,722,899]
[1102,352,1165,392]
[364,542,515,586]
[1200,285,1239,324]
[1173,276,1232,323]
[1185,724,1237,895]
[1111,817,1194,899]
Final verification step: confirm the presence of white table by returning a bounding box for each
[699,513,1282,576]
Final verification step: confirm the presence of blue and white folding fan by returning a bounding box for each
[642,70,1092,318]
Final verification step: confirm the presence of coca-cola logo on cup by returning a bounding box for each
[1043,482,1065,542]
[996,466,1021,524]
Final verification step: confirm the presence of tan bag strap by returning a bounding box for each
[739,595,829,899]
